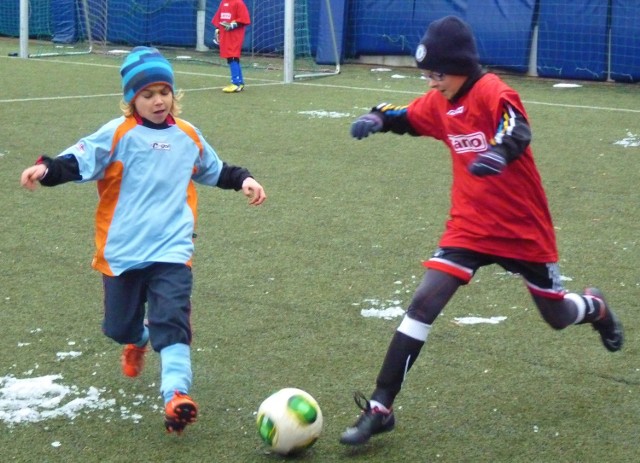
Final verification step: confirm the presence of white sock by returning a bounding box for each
[565,293,586,324]
[397,315,431,342]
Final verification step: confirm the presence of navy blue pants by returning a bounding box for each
[102,262,192,352]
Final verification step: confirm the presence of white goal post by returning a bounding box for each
[17,0,341,83]
[18,0,28,58]
[19,0,93,58]
[289,0,341,81]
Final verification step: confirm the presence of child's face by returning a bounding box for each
[423,71,467,101]
[133,84,173,123]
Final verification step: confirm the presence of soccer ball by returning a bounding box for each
[256,388,323,455]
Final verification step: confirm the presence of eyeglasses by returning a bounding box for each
[423,71,446,81]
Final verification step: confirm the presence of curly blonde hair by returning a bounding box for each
[119,88,184,117]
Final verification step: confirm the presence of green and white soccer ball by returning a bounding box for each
[256,388,323,455]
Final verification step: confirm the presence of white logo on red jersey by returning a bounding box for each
[220,12,232,20]
[446,105,465,116]
[448,132,488,153]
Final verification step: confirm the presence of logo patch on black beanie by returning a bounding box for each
[415,44,427,64]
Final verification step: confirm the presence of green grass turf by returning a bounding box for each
[1,37,639,462]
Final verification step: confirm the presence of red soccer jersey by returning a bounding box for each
[407,73,558,263]
[211,0,251,58]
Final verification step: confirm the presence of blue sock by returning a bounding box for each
[236,63,244,85]
[160,343,192,404]
[229,61,243,85]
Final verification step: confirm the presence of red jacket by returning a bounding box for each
[211,0,251,58]
[408,73,558,263]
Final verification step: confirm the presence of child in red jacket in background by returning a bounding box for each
[212,0,251,93]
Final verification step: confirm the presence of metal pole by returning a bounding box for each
[196,0,209,52]
[284,0,294,83]
[19,0,29,58]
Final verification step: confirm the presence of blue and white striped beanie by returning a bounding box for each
[120,46,174,104]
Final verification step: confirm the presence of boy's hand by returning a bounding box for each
[242,177,266,206]
[20,164,47,190]
[350,113,383,140]
[468,151,506,176]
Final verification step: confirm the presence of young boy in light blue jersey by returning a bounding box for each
[20,46,267,434]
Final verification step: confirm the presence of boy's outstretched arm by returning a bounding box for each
[350,103,419,140]
[20,154,81,189]
[242,177,266,206]
[214,162,265,205]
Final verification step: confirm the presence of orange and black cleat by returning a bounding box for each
[121,344,147,377]
[164,391,198,434]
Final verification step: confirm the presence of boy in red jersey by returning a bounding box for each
[340,16,623,446]
[211,0,250,93]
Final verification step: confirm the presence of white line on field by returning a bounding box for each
[1,55,280,81]
[2,56,639,113]
[0,82,284,103]
[294,82,640,113]
[521,100,640,113]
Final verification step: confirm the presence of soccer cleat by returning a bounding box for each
[585,287,623,352]
[222,84,245,93]
[339,392,395,446]
[164,391,198,434]
[121,344,147,377]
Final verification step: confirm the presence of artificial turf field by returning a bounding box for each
[1,37,639,462]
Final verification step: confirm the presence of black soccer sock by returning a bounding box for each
[372,329,426,408]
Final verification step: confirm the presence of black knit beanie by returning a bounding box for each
[415,16,480,75]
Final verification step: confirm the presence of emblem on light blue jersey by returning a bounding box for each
[152,142,171,150]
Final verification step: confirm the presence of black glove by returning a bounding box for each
[350,113,383,140]
[468,151,507,176]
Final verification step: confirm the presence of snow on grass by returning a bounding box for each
[0,375,114,425]
[298,110,351,119]
[453,316,507,325]
[614,132,640,148]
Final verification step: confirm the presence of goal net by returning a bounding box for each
[6,0,340,81]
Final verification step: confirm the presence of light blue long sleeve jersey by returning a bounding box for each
[58,115,224,276]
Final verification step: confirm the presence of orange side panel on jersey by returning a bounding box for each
[110,116,138,154]
[93,162,124,275]
[92,117,138,276]
[174,118,203,156]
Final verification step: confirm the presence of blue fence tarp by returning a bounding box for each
[537,0,608,80]
[316,0,347,64]
[467,0,534,73]
[103,0,196,46]
[51,0,77,43]
[7,0,639,82]
[609,0,640,83]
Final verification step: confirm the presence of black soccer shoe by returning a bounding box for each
[585,287,623,352]
[339,392,395,446]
